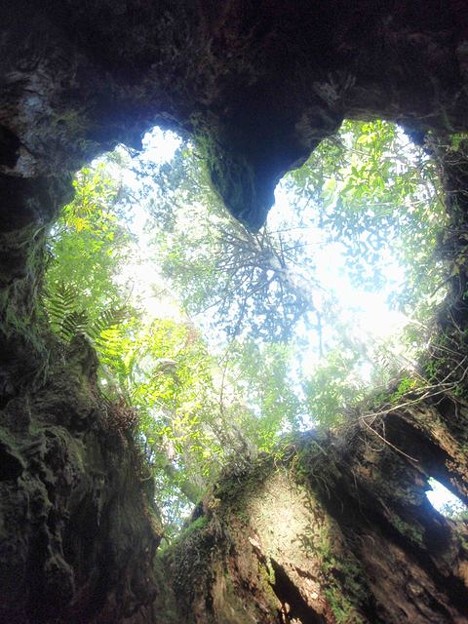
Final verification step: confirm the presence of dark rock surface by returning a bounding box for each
[0,332,161,624]
[162,410,468,623]
[2,1,468,231]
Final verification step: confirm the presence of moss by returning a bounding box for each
[324,588,366,624]
[320,541,369,623]
[177,515,209,542]
[293,521,367,621]
[449,132,468,152]
[213,454,276,509]
[392,515,425,545]
[287,445,373,623]
[153,557,180,624]
[159,512,220,622]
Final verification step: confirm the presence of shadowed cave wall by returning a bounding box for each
[1,1,468,622]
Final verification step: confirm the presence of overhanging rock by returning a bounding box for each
[1,1,468,233]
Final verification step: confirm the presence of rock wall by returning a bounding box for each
[0,329,162,623]
[2,1,468,233]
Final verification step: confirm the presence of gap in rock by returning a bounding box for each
[42,119,450,536]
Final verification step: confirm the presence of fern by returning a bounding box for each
[44,281,77,330]
[90,307,128,341]
[60,310,89,341]
[44,280,128,344]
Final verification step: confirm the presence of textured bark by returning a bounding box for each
[1,2,468,622]
[161,404,468,623]
[0,332,162,624]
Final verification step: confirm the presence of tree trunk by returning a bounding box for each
[160,397,468,623]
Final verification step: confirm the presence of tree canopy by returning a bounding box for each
[42,119,449,533]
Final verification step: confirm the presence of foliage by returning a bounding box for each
[304,349,366,428]
[41,119,447,531]
[285,120,445,305]
[46,164,131,301]
[42,157,304,532]
[137,120,446,404]
[136,142,322,342]
[44,280,128,343]
[44,163,134,343]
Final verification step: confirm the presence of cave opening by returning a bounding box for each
[40,118,460,535]
[426,478,468,520]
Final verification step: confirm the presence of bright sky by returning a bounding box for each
[271,183,410,343]
[426,478,467,517]
[113,130,184,322]
[126,126,411,351]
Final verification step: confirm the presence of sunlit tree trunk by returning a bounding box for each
[162,394,468,623]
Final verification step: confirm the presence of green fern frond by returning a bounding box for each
[60,310,89,341]
[44,281,77,329]
[89,307,128,340]
[44,279,129,347]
